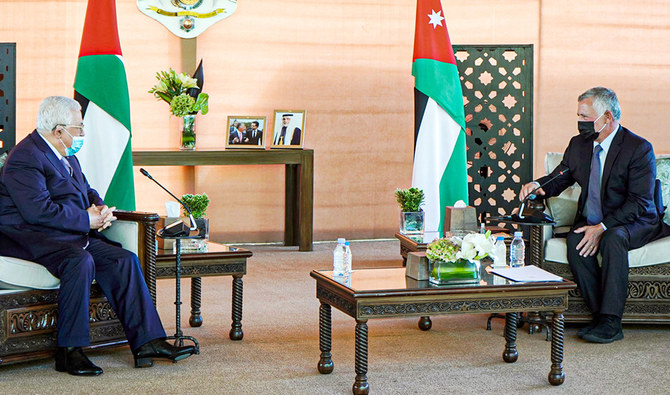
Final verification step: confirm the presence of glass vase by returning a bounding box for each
[428,258,480,285]
[399,211,424,235]
[180,114,196,151]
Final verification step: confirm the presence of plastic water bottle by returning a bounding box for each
[510,231,525,268]
[344,242,352,274]
[493,236,507,267]
[333,238,346,277]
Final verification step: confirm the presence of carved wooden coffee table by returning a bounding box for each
[311,267,576,394]
[155,242,252,340]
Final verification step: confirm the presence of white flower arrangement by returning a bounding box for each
[426,231,495,263]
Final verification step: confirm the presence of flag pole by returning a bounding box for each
[180,37,197,195]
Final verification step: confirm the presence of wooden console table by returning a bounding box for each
[133,149,314,251]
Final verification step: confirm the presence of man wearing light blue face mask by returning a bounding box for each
[0,96,195,376]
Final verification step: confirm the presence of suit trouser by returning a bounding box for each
[39,238,166,349]
[566,222,630,318]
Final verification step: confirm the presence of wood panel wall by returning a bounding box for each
[2,0,668,243]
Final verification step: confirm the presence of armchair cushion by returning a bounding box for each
[657,155,670,224]
[545,235,670,268]
[0,219,140,290]
[544,152,580,227]
[0,256,60,290]
[542,152,670,268]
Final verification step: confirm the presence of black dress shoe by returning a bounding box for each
[583,315,624,343]
[577,315,599,339]
[55,347,103,376]
[133,338,196,368]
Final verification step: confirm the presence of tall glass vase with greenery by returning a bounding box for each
[149,63,209,150]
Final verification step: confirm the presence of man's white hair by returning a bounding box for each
[35,96,81,133]
[578,87,621,121]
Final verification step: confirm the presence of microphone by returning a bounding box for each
[513,166,570,223]
[139,168,198,237]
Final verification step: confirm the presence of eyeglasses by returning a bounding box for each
[54,124,85,135]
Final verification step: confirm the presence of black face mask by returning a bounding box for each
[577,113,606,141]
[577,121,598,141]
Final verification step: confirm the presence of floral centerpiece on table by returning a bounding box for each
[425,231,495,285]
[149,63,208,150]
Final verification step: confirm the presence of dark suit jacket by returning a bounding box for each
[229,130,246,144]
[538,125,660,248]
[246,129,262,145]
[290,128,302,145]
[0,130,110,263]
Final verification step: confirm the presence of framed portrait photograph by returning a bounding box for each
[225,116,267,149]
[270,110,305,149]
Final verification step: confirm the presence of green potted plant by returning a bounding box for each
[394,187,425,235]
[182,193,210,244]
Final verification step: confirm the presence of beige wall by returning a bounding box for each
[2,1,669,243]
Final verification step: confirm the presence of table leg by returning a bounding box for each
[418,316,432,331]
[299,152,314,252]
[285,163,298,247]
[353,320,369,395]
[548,311,566,386]
[189,277,203,327]
[318,302,334,374]
[229,274,244,340]
[503,312,519,363]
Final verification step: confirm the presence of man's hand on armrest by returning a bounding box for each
[87,204,117,231]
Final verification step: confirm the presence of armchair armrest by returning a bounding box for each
[105,210,159,304]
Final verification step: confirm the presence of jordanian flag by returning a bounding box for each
[74,0,135,210]
[411,0,468,234]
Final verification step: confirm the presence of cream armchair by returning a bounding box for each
[533,153,670,324]
[0,211,159,366]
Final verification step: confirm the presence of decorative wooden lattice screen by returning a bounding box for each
[454,45,533,223]
[0,43,16,153]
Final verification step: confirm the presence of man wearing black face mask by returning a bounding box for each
[519,87,661,343]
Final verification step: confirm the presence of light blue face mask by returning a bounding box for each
[60,129,85,156]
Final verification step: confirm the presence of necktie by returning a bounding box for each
[585,144,603,225]
[61,157,72,176]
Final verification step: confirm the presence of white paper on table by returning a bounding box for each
[491,265,564,282]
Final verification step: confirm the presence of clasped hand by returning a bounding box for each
[87,204,117,232]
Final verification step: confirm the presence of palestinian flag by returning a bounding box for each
[74,0,135,210]
[411,0,468,234]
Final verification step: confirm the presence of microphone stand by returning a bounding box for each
[139,168,200,353]
[515,168,568,222]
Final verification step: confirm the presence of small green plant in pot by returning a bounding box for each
[182,193,210,241]
[394,187,425,235]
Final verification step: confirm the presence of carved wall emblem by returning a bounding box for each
[137,0,238,38]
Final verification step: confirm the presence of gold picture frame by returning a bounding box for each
[226,116,267,149]
[270,110,305,149]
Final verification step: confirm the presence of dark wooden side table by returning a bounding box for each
[155,241,252,340]
[133,149,314,251]
[311,267,576,394]
[394,231,441,265]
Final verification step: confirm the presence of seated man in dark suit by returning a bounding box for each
[0,96,195,375]
[519,87,661,343]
